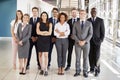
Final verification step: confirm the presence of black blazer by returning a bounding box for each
[67,18,79,39]
[87,17,105,45]
[49,17,58,37]
[29,17,40,37]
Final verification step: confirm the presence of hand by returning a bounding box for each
[31,37,37,42]
[13,37,18,43]
[59,32,65,37]
[78,40,86,46]
[55,29,60,33]
[52,37,56,43]
[19,41,23,46]
[70,35,74,39]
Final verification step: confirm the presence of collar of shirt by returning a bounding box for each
[33,17,37,21]
[91,17,96,21]
[80,19,86,22]
[22,23,28,26]
[58,21,67,26]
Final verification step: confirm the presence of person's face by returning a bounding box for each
[41,13,47,21]
[79,11,86,20]
[52,10,58,17]
[17,12,22,19]
[71,10,77,18]
[60,15,65,22]
[23,16,29,23]
[32,9,38,17]
[91,9,97,17]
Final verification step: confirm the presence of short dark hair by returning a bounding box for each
[52,7,59,12]
[58,12,68,22]
[32,7,39,11]
[71,7,77,11]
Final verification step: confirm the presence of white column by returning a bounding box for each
[81,0,85,9]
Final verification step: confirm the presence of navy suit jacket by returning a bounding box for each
[29,17,40,37]
[67,18,79,40]
[49,17,58,37]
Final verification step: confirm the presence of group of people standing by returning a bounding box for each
[10,6,105,78]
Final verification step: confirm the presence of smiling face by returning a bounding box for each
[91,8,97,18]
[60,15,66,22]
[23,14,29,23]
[41,12,48,22]
[52,9,59,17]
[71,9,77,18]
[32,8,38,17]
[79,10,87,20]
[17,11,23,20]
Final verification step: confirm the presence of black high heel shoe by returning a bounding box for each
[22,68,26,75]
[19,68,23,75]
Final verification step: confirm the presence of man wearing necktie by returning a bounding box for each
[88,8,105,76]
[65,8,79,71]
[73,10,93,77]
[48,8,59,69]
[26,7,40,70]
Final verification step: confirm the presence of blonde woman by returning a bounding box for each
[10,10,23,69]
[17,14,31,75]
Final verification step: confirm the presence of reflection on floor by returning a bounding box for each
[0,37,120,80]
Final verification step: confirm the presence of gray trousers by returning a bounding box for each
[55,38,68,68]
[75,43,90,73]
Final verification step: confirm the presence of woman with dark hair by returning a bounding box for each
[10,10,23,69]
[17,14,32,75]
[54,12,70,75]
[36,12,52,76]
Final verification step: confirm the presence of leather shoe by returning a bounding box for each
[83,72,88,78]
[65,67,70,71]
[95,71,99,77]
[74,73,80,77]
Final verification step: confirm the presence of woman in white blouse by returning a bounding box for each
[10,10,23,69]
[54,12,70,75]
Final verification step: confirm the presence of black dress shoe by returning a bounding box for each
[44,71,48,76]
[95,71,99,77]
[19,72,23,75]
[40,70,44,75]
[83,72,88,78]
[74,73,80,77]
[65,67,70,71]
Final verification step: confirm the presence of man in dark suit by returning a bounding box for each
[48,8,59,69]
[65,8,79,71]
[26,7,40,69]
[88,7,105,76]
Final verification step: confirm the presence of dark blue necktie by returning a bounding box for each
[81,21,84,29]
[73,19,76,24]
[34,18,36,24]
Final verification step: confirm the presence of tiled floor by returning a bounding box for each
[0,37,120,80]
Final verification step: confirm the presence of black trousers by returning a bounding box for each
[27,39,40,67]
[89,42,101,72]
[66,38,75,67]
[48,41,55,67]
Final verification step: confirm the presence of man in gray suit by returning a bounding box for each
[72,10,93,77]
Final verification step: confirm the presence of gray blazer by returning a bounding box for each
[17,23,32,58]
[17,23,32,43]
[72,20,93,44]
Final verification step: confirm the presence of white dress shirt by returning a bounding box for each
[54,22,70,38]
